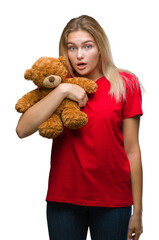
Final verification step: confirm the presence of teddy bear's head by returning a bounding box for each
[24,57,68,88]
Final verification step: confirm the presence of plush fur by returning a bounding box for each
[15,56,97,138]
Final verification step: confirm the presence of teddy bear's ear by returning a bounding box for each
[59,56,67,67]
[24,69,33,80]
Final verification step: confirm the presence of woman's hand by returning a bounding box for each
[127,213,143,240]
[59,83,89,107]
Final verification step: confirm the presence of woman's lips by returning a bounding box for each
[77,62,87,70]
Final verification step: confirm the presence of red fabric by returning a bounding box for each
[46,72,143,207]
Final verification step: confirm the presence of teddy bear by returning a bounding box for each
[15,56,97,138]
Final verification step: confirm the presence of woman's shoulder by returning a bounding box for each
[118,69,140,90]
[119,69,138,81]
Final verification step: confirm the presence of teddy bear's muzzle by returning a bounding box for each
[43,75,62,88]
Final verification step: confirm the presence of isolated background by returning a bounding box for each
[0,0,158,239]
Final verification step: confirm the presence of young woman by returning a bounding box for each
[16,15,143,240]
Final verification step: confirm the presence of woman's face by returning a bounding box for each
[67,30,102,81]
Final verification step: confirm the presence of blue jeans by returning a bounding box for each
[47,201,132,240]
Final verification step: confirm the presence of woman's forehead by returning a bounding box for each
[67,30,95,44]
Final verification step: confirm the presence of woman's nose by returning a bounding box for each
[77,49,84,60]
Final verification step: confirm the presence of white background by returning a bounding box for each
[0,0,158,239]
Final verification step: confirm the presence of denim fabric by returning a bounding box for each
[47,201,132,240]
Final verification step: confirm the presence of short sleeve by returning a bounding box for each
[122,73,143,119]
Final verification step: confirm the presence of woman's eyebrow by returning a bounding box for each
[83,40,94,44]
[67,40,94,45]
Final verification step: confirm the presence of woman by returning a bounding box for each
[16,15,143,240]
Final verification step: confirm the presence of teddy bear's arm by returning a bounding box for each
[15,89,41,113]
[63,77,97,93]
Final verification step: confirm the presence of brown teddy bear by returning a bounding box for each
[15,56,97,138]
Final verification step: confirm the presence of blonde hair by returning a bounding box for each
[59,15,134,102]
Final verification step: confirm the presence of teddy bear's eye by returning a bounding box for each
[44,74,47,77]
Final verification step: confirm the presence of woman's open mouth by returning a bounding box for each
[77,62,87,70]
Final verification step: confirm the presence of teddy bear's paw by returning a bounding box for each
[39,120,63,139]
[82,80,97,93]
[62,109,88,129]
[15,103,31,113]
[39,127,63,139]
[39,128,62,138]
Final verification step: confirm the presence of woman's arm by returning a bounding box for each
[16,83,88,138]
[122,116,143,240]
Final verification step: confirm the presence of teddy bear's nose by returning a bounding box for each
[49,76,55,83]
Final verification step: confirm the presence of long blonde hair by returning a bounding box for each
[59,15,134,102]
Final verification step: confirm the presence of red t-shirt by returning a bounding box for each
[46,71,143,207]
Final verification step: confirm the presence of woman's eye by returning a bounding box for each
[85,45,92,49]
[69,46,76,51]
